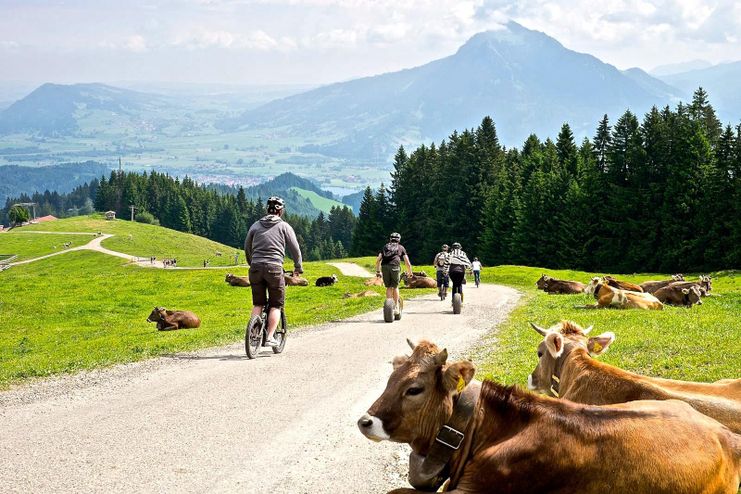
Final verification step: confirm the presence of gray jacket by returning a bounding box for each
[245,215,303,272]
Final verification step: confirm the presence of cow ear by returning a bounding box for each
[392,355,408,370]
[587,332,615,356]
[544,333,564,358]
[433,348,448,367]
[443,360,476,394]
[529,322,547,336]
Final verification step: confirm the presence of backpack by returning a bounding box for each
[435,253,447,268]
[382,242,400,264]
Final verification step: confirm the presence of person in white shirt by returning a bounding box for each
[443,242,472,302]
[472,257,482,286]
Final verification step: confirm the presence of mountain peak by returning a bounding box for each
[458,22,562,57]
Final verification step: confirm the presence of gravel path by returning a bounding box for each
[0,282,520,494]
[328,261,374,277]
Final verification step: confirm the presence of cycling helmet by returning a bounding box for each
[389,232,401,242]
[452,242,462,249]
[442,244,449,250]
[267,196,285,214]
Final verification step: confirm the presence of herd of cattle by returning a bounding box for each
[536,273,712,309]
[224,272,340,288]
[359,327,740,493]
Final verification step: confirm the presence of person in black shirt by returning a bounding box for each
[375,232,413,316]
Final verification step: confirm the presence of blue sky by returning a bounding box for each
[0,0,739,84]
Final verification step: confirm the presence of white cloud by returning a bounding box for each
[125,35,149,52]
[171,29,294,51]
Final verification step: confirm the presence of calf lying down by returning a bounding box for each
[358,339,741,494]
[582,277,663,309]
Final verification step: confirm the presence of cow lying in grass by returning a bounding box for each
[670,275,713,296]
[358,339,741,494]
[527,321,741,434]
[224,273,250,287]
[146,307,201,330]
[284,272,309,286]
[401,272,436,288]
[639,274,685,293]
[582,277,663,309]
[604,275,643,292]
[535,274,585,294]
[315,274,338,287]
[343,290,380,299]
[365,275,384,287]
[654,284,703,307]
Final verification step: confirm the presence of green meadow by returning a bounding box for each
[0,232,94,261]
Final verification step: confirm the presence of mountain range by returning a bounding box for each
[0,21,739,165]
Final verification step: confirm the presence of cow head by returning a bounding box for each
[583,277,602,295]
[146,307,166,323]
[699,275,712,293]
[358,339,475,451]
[536,274,551,290]
[682,286,703,306]
[672,273,685,281]
[527,321,615,396]
[225,273,233,282]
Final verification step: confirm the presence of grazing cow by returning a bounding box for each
[284,272,309,286]
[583,277,663,309]
[604,275,644,292]
[215,250,222,257]
[401,272,437,289]
[654,284,703,307]
[358,339,741,494]
[315,274,338,287]
[535,274,585,294]
[343,290,380,299]
[364,275,384,287]
[527,321,741,434]
[146,307,201,330]
[670,275,713,296]
[639,274,685,293]
[225,273,250,287]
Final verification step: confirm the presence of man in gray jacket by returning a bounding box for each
[244,196,303,347]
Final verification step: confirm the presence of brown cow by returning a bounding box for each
[358,339,741,494]
[146,307,201,330]
[401,272,436,289]
[224,273,250,287]
[670,275,713,296]
[582,277,663,309]
[639,274,685,293]
[535,274,585,294]
[528,321,741,434]
[284,272,309,286]
[365,275,384,286]
[604,275,644,292]
[343,290,380,299]
[654,284,703,307]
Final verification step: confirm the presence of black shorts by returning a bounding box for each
[249,263,285,309]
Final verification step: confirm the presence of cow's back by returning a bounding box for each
[464,394,740,493]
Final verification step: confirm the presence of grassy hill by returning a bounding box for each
[20,214,241,267]
[0,232,94,261]
[290,187,346,214]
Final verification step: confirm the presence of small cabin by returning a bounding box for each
[105,211,116,220]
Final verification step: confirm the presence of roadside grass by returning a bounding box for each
[19,214,241,267]
[471,266,740,385]
[0,252,385,387]
[0,232,94,261]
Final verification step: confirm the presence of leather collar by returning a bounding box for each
[407,381,481,491]
[549,344,576,398]
[592,283,603,300]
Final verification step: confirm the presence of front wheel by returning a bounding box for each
[272,309,287,354]
[383,298,395,323]
[245,315,263,359]
[452,293,462,314]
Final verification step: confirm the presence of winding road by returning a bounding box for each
[0,278,520,493]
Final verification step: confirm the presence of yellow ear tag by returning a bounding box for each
[592,342,603,353]
[456,376,465,393]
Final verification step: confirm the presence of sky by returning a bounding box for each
[0,0,739,85]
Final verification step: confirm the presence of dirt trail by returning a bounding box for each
[0,282,520,494]
[328,261,374,277]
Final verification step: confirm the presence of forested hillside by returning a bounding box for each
[352,88,740,272]
[2,170,355,261]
